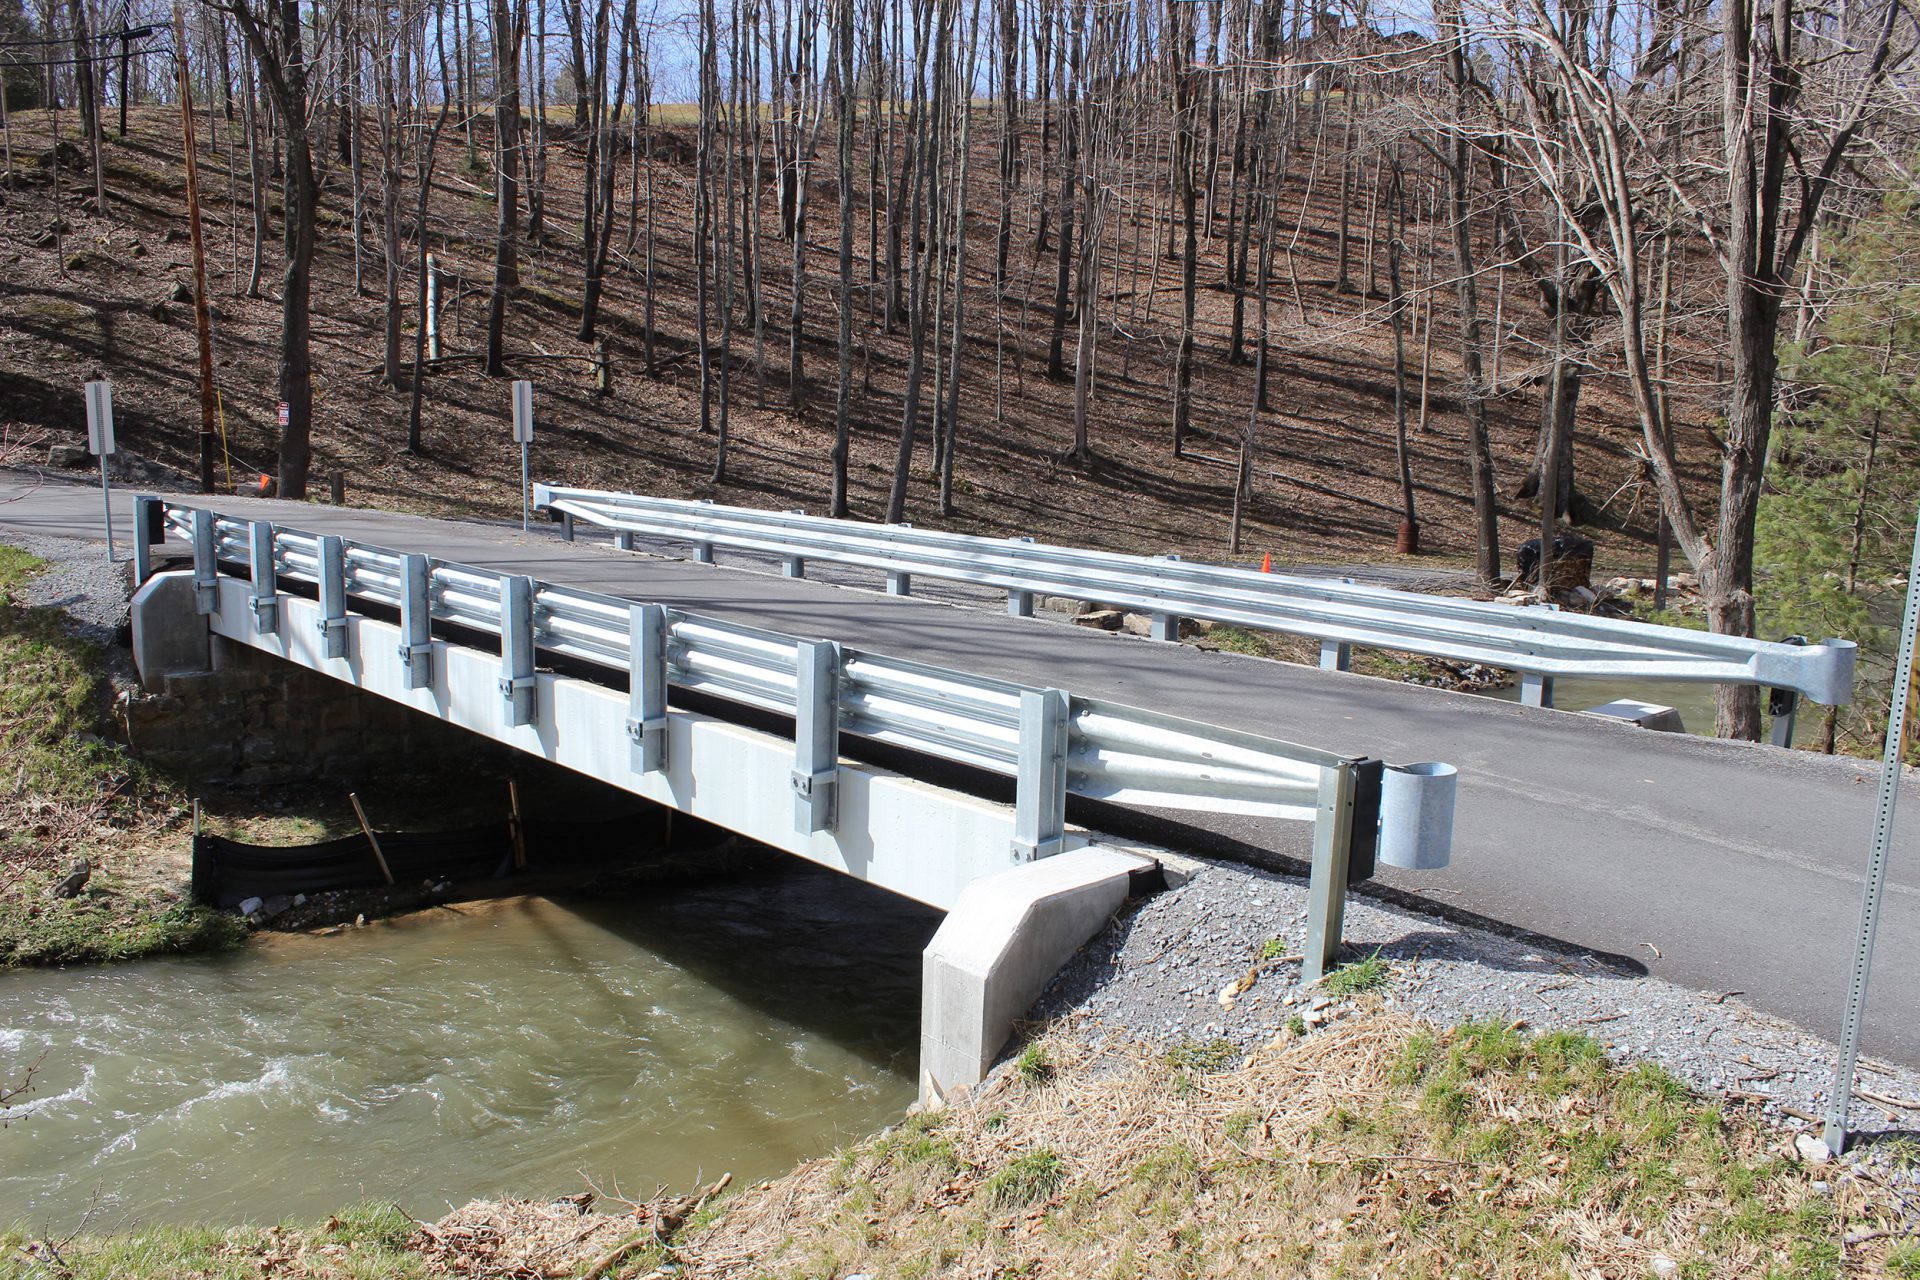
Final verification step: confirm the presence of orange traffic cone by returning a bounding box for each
[1260,552,1272,573]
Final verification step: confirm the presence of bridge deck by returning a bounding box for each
[6,474,1916,1065]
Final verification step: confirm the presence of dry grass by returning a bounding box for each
[679,1014,1907,1279]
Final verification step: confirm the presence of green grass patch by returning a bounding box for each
[982,1149,1065,1209]
[1014,1041,1054,1086]
[0,1202,429,1279]
[0,882,246,965]
[1321,948,1392,998]
[1164,1037,1238,1073]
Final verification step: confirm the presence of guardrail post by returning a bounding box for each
[782,511,807,578]
[247,521,279,635]
[500,575,537,727]
[626,603,668,774]
[615,531,635,552]
[1303,761,1360,986]
[694,541,715,564]
[1769,636,1807,748]
[1520,673,1555,708]
[559,512,575,542]
[132,495,162,586]
[190,509,218,616]
[886,524,913,595]
[1318,640,1352,672]
[1012,688,1070,862]
[316,536,348,660]
[1149,555,1185,642]
[792,639,841,834]
[1007,536,1036,617]
[398,553,434,690]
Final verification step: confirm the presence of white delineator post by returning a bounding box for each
[512,379,534,534]
[1823,505,1920,1155]
[85,380,117,560]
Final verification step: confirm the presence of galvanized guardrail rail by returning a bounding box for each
[534,485,1858,725]
[136,497,1458,981]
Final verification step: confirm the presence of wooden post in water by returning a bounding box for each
[349,792,395,885]
[507,779,528,871]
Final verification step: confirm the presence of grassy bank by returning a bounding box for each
[679,1014,1914,1279]
[0,1202,423,1280]
[0,545,245,966]
[15,1014,1908,1279]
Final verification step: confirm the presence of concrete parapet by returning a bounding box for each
[920,846,1152,1105]
[129,571,209,693]
[1583,698,1686,734]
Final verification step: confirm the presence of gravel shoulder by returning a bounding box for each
[1036,855,1920,1153]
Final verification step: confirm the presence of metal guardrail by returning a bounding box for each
[534,485,1859,715]
[135,497,1460,982]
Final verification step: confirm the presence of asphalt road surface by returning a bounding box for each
[5,471,1915,1065]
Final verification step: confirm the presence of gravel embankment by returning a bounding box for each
[1036,857,1920,1151]
[2,527,136,645]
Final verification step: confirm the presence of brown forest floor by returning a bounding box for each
[0,106,1724,571]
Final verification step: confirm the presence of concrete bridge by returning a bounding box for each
[3,474,1916,1073]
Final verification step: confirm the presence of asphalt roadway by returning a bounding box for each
[5,471,1916,1065]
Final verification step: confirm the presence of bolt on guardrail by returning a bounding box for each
[137,496,1460,979]
[535,485,1858,711]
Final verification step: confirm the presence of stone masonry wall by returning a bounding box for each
[123,636,506,785]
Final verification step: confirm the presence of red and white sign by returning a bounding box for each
[277,402,290,428]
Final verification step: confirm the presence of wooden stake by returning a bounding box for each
[507,779,528,871]
[348,791,395,885]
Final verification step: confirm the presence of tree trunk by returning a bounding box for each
[484,0,523,376]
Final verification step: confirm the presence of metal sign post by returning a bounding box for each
[1824,505,1920,1154]
[511,380,534,534]
[84,380,117,561]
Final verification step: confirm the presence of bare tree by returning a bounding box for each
[483,0,524,376]
[210,0,321,497]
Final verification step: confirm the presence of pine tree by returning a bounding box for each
[1758,193,1920,755]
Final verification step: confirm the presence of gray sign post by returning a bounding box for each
[512,380,534,534]
[84,380,117,561]
[1824,505,1920,1154]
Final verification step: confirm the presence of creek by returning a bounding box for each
[0,862,938,1231]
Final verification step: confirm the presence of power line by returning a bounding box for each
[0,24,157,51]
[0,34,169,71]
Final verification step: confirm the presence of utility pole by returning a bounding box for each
[173,0,218,493]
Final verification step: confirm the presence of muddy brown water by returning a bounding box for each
[0,862,939,1231]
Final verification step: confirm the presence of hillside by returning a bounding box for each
[0,106,1721,570]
